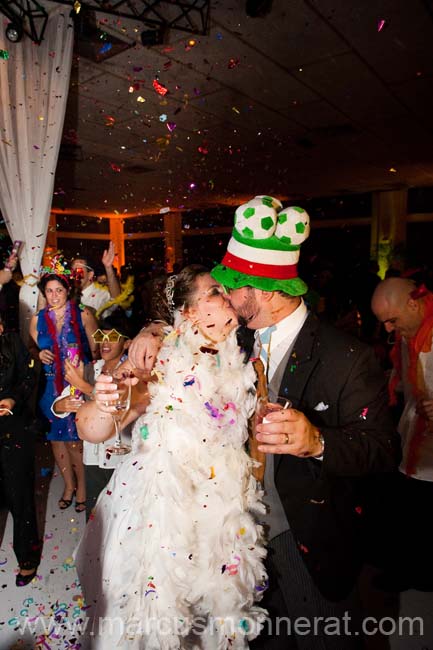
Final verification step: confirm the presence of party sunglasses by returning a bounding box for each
[92,329,127,343]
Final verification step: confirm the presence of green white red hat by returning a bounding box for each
[211,195,310,295]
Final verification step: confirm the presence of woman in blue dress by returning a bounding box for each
[29,258,98,513]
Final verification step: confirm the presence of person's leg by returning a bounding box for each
[0,423,41,572]
[51,440,75,505]
[67,440,86,511]
[84,465,114,520]
[270,531,364,650]
[405,476,433,589]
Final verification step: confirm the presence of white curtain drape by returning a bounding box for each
[0,5,74,341]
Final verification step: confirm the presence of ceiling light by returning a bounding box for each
[5,21,23,43]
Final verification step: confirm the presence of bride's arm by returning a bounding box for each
[76,372,150,443]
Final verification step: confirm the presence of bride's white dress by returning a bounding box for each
[75,320,267,649]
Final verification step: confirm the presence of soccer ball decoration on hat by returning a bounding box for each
[212,195,310,296]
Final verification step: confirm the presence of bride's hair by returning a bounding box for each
[172,264,209,312]
[148,265,209,325]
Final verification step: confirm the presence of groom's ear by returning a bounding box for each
[258,289,274,303]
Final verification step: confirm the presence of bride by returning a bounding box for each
[75,265,267,649]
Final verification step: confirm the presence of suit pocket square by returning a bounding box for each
[314,401,329,411]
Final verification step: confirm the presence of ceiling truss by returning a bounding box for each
[0,0,210,44]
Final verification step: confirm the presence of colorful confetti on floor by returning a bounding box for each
[0,443,88,649]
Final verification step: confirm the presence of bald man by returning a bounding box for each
[371,277,433,590]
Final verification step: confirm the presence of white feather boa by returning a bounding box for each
[76,320,268,649]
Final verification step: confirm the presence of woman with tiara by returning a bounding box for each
[29,256,98,513]
[75,264,267,649]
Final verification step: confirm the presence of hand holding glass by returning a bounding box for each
[256,395,292,426]
[100,371,132,455]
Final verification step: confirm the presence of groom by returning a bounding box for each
[210,195,399,649]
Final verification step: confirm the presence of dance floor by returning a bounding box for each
[1,441,432,650]
[0,441,87,650]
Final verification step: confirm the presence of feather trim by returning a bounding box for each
[76,321,267,649]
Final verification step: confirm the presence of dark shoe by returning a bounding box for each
[75,500,86,513]
[16,567,38,587]
[58,497,73,509]
[59,489,76,510]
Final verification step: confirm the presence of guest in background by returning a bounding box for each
[371,278,433,591]
[0,312,41,586]
[71,241,121,318]
[52,310,132,519]
[29,257,98,514]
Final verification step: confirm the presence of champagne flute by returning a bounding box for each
[105,372,132,455]
[256,395,292,425]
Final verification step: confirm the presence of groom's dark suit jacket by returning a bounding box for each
[241,313,400,602]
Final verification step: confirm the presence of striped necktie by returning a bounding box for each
[259,324,277,377]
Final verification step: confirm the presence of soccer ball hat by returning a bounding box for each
[211,195,310,295]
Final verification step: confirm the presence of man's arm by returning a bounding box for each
[127,321,168,371]
[101,241,121,299]
[4,334,36,408]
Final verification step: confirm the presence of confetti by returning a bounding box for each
[167,122,177,132]
[99,43,112,54]
[159,113,168,122]
[204,402,223,419]
[228,58,239,69]
[153,79,168,96]
[239,618,250,632]
[0,49,9,60]
[377,18,387,32]
[360,407,369,420]
[110,163,121,173]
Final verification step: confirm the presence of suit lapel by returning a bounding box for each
[274,312,320,473]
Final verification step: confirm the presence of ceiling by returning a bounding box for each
[52,0,433,217]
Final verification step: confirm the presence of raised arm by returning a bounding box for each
[101,241,121,299]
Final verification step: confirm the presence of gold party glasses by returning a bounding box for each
[92,329,127,343]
